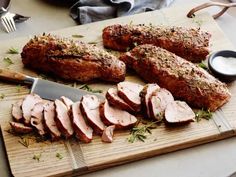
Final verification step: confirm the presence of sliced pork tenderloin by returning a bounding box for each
[80,95,105,135]
[55,99,74,138]
[44,102,61,140]
[117,81,144,112]
[148,88,174,121]
[106,88,135,113]
[31,102,48,136]
[165,101,195,124]
[9,121,33,134]
[61,96,74,110]
[12,100,23,122]
[102,125,115,143]
[71,102,93,143]
[100,100,137,129]
[22,94,42,125]
[140,84,160,118]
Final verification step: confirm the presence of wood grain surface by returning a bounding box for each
[0,4,236,177]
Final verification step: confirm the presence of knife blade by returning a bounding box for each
[0,68,104,101]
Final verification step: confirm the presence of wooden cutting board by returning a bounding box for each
[0,4,236,177]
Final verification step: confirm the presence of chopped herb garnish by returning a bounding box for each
[18,137,29,148]
[72,34,84,38]
[0,93,5,99]
[88,41,98,45]
[198,61,208,70]
[3,57,14,66]
[7,47,19,54]
[195,109,213,122]
[33,153,42,162]
[128,121,158,143]
[133,42,138,47]
[56,152,63,159]
[79,84,103,93]
[192,16,203,27]
[16,85,22,92]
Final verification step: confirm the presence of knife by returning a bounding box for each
[0,68,104,101]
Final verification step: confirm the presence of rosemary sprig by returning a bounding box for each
[72,34,84,38]
[3,57,14,66]
[33,153,42,162]
[0,93,5,99]
[18,137,30,148]
[56,152,63,159]
[195,109,213,122]
[128,121,158,143]
[79,84,103,93]
[7,47,19,54]
[198,61,208,71]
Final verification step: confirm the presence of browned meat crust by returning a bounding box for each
[103,24,211,62]
[21,34,126,82]
[120,45,231,111]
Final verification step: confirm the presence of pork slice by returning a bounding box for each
[71,102,93,143]
[55,99,74,138]
[44,101,61,140]
[140,84,160,118]
[102,125,115,143]
[61,96,74,110]
[106,88,135,113]
[9,121,33,134]
[100,100,137,129]
[22,94,42,125]
[12,100,23,122]
[117,81,144,112]
[31,102,48,136]
[165,101,195,124]
[149,88,174,121]
[80,95,105,135]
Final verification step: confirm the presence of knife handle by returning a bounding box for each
[0,68,34,84]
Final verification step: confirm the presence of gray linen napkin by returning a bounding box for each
[70,0,174,24]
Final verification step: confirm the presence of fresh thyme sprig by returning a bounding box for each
[195,109,213,122]
[18,137,30,148]
[72,34,84,38]
[128,121,158,143]
[7,47,19,54]
[56,152,63,159]
[0,93,5,99]
[33,153,42,162]
[198,61,208,71]
[79,84,103,93]
[3,57,14,66]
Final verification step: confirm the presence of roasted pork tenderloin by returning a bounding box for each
[21,34,126,82]
[120,44,231,111]
[100,100,137,129]
[80,95,105,135]
[55,99,74,138]
[71,102,93,143]
[9,122,33,134]
[103,24,211,62]
[102,125,115,143]
[12,100,23,122]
